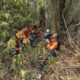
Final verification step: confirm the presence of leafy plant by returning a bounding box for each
[0,70,3,80]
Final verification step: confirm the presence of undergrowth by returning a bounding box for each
[0,39,62,80]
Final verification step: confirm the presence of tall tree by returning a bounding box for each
[45,0,48,29]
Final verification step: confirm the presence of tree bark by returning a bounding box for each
[56,0,60,33]
[45,0,48,29]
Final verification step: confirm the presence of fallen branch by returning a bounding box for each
[57,65,80,72]
[62,13,78,53]
[74,22,80,27]
[50,64,80,80]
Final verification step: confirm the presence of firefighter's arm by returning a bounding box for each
[13,47,20,51]
[36,33,41,38]
[50,42,58,50]
[46,44,51,49]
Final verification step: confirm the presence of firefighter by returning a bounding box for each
[39,32,60,70]
[28,25,37,34]
[46,33,58,57]
[7,36,22,56]
[28,25,41,46]
[7,28,30,56]
[16,28,30,46]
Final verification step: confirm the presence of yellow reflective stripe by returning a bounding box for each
[16,32,26,39]
[50,42,58,50]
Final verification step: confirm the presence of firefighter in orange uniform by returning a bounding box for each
[46,33,58,57]
[28,25,41,46]
[7,36,22,55]
[16,28,30,46]
[39,32,60,70]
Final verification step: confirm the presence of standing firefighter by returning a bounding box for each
[39,31,60,70]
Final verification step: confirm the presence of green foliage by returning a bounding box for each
[19,69,26,80]
[0,0,69,80]
[48,56,57,64]
[0,30,9,40]
[0,70,3,79]
[7,37,16,48]
[31,73,41,79]
[74,52,80,56]
[0,0,34,41]
[1,13,10,19]
[0,22,9,28]
[27,73,32,80]
[2,31,9,39]
[56,51,61,56]
[37,0,45,11]
[9,61,16,71]
[3,47,9,54]
[17,54,23,66]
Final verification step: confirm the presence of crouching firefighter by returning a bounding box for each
[16,28,30,46]
[38,31,60,70]
[7,35,23,56]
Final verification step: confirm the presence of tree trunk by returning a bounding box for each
[39,6,45,31]
[45,0,48,29]
[56,0,60,33]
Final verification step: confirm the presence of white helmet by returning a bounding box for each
[46,29,50,33]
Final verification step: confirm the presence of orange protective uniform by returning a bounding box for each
[28,26,36,34]
[46,40,58,50]
[16,28,30,39]
[36,33,41,38]
[16,28,30,46]
[16,40,22,46]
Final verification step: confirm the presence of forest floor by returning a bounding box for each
[0,42,80,80]
[22,45,80,80]
[43,45,80,80]
[28,45,80,80]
